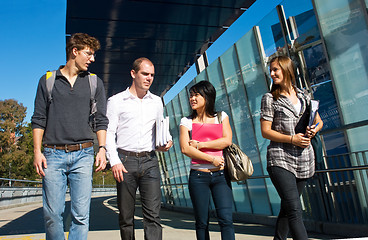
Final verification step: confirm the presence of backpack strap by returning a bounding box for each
[89,73,97,99]
[46,70,56,104]
[46,70,98,115]
[88,73,98,115]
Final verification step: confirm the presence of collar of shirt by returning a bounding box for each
[55,66,90,81]
[120,87,154,101]
[278,88,307,117]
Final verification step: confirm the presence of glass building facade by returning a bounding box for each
[157,0,368,231]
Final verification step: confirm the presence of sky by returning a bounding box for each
[0,0,66,123]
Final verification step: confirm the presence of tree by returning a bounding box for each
[0,99,37,181]
[0,99,26,151]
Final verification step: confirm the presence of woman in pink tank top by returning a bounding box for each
[179,81,235,240]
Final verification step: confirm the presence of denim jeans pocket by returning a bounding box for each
[43,147,55,157]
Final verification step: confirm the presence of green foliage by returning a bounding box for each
[93,167,116,187]
[0,99,26,151]
[0,99,38,181]
[0,99,117,185]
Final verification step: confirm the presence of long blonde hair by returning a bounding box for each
[269,56,297,100]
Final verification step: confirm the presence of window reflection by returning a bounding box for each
[158,0,368,225]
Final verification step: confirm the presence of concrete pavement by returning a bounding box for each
[0,195,340,240]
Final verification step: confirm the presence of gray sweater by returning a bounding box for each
[31,69,108,145]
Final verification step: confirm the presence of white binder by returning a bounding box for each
[155,116,172,147]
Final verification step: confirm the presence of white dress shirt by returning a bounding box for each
[106,88,164,167]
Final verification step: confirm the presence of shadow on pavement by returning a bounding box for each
[0,195,334,239]
[0,196,118,236]
[0,206,44,235]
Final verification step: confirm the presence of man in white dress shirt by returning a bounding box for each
[106,57,172,240]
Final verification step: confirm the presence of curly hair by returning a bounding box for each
[66,33,100,60]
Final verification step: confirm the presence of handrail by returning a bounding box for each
[159,164,368,186]
[0,177,41,184]
[0,178,116,189]
[320,119,368,135]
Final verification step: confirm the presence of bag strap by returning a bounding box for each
[88,73,98,115]
[46,71,97,113]
[217,111,222,124]
[89,73,97,100]
[46,70,56,104]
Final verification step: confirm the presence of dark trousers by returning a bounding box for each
[267,166,308,240]
[116,152,162,240]
[189,169,235,240]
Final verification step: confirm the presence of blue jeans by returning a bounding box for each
[189,169,235,240]
[267,166,308,240]
[42,146,94,240]
[116,152,162,240]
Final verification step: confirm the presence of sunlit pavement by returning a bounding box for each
[0,195,339,240]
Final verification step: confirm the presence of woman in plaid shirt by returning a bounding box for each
[260,56,323,240]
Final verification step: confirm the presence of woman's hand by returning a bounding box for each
[291,133,311,148]
[189,140,201,149]
[212,156,224,167]
[305,125,318,139]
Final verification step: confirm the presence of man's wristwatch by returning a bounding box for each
[99,145,107,151]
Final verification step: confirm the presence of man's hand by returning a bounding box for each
[112,163,128,183]
[34,151,47,177]
[95,148,107,172]
[156,140,173,152]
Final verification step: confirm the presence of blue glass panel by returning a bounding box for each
[171,97,189,185]
[314,0,368,220]
[302,44,343,131]
[206,59,232,116]
[282,0,319,46]
[161,151,175,204]
[177,89,192,177]
[235,31,273,215]
[165,102,182,204]
[230,183,251,213]
[236,30,269,175]
[220,45,270,215]
[294,10,320,46]
[323,132,348,156]
[314,0,368,152]
[178,87,191,118]
[282,0,314,18]
[258,8,285,57]
[195,68,208,82]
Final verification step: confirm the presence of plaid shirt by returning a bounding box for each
[260,89,315,179]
